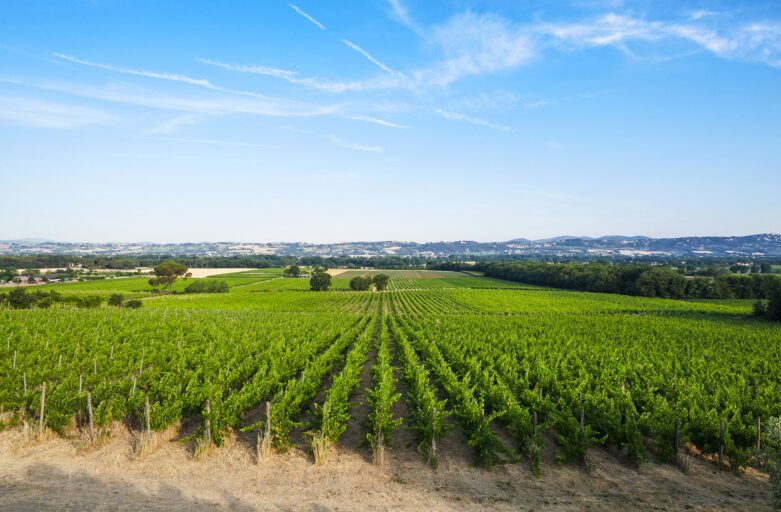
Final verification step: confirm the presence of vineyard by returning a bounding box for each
[1,270,780,508]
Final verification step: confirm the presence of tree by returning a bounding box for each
[0,268,16,282]
[768,281,781,322]
[373,273,390,291]
[310,267,331,291]
[148,260,188,293]
[761,263,773,274]
[125,299,143,309]
[108,293,125,307]
[349,276,373,291]
[283,264,301,278]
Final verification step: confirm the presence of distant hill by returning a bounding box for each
[1,234,780,259]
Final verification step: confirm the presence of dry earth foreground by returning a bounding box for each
[0,423,771,511]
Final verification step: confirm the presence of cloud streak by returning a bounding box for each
[351,115,408,128]
[435,109,510,131]
[2,77,339,117]
[289,4,325,30]
[342,39,396,74]
[0,95,114,129]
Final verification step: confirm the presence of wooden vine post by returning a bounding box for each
[87,390,95,441]
[430,406,437,464]
[39,382,46,436]
[144,396,151,435]
[756,417,762,453]
[204,399,211,445]
[718,419,725,462]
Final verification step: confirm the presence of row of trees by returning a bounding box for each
[348,274,390,291]
[481,262,781,303]
[0,288,103,309]
[308,270,391,292]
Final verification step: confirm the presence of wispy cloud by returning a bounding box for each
[328,135,384,153]
[199,57,401,93]
[540,13,781,68]
[147,114,199,134]
[418,12,535,87]
[342,39,397,74]
[0,95,114,129]
[53,53,280,99]
[386,0,422,35]
[435,109,510,131]
[283,125,383,152]
[140,135,277,149]
[351,115,408,128]
[2,77,339,117]
[289,4,326,30]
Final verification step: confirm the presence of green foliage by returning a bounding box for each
[184,280,229,294]
[372,273,390,291]
[283,265,301,278]
[349,276,373,291]
[0,288,103,309]
[148,260,189,293]
[108,294,125,307]
[309,267,332,291]
[365,312,402,458]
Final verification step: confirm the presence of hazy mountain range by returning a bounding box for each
[1,234,780,259]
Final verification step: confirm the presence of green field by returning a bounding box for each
[1,269,779,473]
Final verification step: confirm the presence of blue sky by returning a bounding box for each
[0,0,779,243]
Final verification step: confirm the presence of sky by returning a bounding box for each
[0,0,780,244]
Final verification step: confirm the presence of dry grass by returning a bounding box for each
[132,424,179,459]
[0,428,773,511]
[310,433,331,465]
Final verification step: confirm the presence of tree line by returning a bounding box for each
[480,262,781,315]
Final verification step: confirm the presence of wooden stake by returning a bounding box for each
[58,354,62,369]
[675,416,680,453]
[87,391,95,440]
[430,406,437,464]
[204,399,211,444]
[718,419,725,462]
[131,377,137,397]
[23,372,27,396]
[265,401,271,438]
[12,350,16,369]
[756,417,761,453]
[93,357,97,374]
[144,396,151,434]
[78,374,83,396]
[39,382,46,435]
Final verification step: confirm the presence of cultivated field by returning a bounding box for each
[1,270,779,510]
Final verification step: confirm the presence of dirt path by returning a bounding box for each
[0,426,772,511]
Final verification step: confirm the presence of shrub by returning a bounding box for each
[108,293,125,307]
[124,299,143,309]
[349,276,373,291]
[184,280,229,294]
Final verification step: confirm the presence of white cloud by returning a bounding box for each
[199,58,405,93]
[435,109,510,131]
[540,13,781,68]
[0,95,114,129]
[419,11,535,87]
[141,136,276,149]
[4,77,340,117]
[289,4,326,30]
[386,0,422,35]
[342,39,398,75]
[351,115,408,128]
[53,53,280,100]
[148,114,199,134]
[328,135,384,153]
